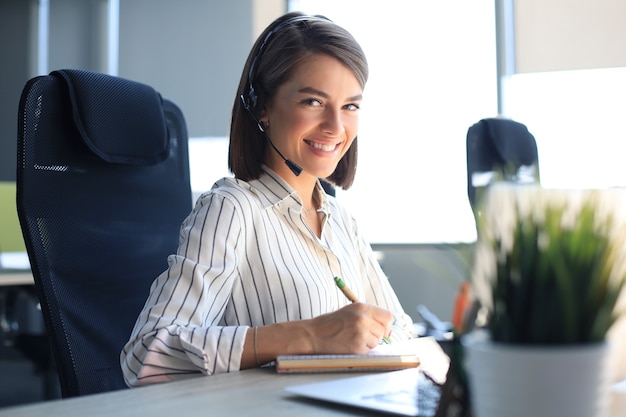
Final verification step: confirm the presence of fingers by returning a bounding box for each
[343,303,393,347]
[308,303,396,354]
[363,303,394,336]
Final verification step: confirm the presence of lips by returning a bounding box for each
[305,140,339,152]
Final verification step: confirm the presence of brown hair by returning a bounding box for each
[228,12,368,189]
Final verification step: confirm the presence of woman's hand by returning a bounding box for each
[242,303,394,369]
[306,302,394,354]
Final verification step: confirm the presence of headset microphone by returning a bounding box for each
[239,95,303,177]
[238,15,327,177]
[264,133,303,176]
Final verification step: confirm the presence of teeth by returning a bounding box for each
[307,141,336,151]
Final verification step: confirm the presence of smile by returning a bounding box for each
[305,140,338,152]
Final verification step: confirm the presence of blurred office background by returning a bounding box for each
[1,0,625,407]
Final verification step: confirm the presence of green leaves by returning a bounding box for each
[477,187,626,345]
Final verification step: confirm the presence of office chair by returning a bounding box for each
[466,117,540,212]
[16,69,192,397]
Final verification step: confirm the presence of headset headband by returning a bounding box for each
[240,15,331,113]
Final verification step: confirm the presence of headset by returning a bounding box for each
[240,14,330,116]
[239,15,331,176]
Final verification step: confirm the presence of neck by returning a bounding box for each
[267,160,318,204]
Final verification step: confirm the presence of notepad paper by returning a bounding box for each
[275,336,448,379]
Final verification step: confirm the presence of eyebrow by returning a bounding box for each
[298,86,362,102]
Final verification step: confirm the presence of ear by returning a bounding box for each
[259,106,268,123]
[259,110,270,131]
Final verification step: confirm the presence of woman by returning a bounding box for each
[121,11,415,387]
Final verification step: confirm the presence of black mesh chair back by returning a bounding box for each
[16,69,192,397]
[466,117,540,210]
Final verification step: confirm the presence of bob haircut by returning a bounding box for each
[229,11,368,189]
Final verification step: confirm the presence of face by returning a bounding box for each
[260,53,363,181]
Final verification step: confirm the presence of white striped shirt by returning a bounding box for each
[121,166,415,386]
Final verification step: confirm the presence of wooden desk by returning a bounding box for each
[0,368,409,417]
[0,363,623,416]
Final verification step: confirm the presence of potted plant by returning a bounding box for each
[462,183,626,417]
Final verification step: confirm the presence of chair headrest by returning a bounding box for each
[52,69,169,165]
[479,117,537,166]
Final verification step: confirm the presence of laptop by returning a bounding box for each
[285,368,441,416]
[284,337,450,416]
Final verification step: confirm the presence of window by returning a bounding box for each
[503,67,626,190]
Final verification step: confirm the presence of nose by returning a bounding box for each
[320,107,345,136]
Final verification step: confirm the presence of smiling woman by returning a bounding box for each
[121,11,417,388]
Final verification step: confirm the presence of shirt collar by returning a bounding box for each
[249,166,330,215]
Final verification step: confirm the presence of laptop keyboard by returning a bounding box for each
[362,371,441,417]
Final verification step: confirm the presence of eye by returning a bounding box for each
[301,98,323,107]
[344,103,360,111]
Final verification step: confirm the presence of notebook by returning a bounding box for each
[276,355,420,373]
[275,352,420,373]
[276,336,446,377]
[283,337,450,416]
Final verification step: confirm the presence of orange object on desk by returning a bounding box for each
[452,282,471,332]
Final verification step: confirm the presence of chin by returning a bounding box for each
[314,168,337,179]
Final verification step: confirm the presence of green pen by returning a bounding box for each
[334,276,392,344]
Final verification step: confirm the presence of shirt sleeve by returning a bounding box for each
[121,191,247,386]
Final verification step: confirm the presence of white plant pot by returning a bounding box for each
[463,334,611,417]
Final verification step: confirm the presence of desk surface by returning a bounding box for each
[1,359,624,416]
[0,368,411,417]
